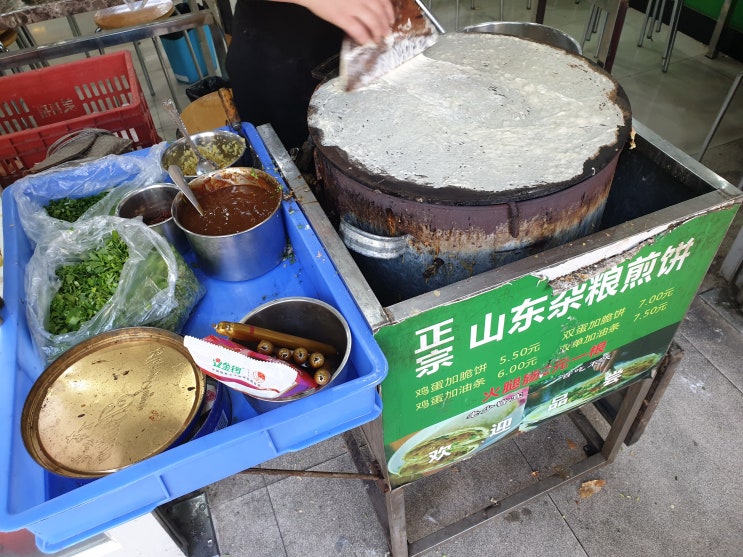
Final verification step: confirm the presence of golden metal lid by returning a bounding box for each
[22,327,205,478]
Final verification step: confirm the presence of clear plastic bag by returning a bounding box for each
[25,215,205,363]
[12,143,168,246]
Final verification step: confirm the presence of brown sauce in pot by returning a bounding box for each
[180,184,278,236]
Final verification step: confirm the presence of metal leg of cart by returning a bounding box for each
[594,341,684,445]
[349,376,653,557]
[155,491,221,557]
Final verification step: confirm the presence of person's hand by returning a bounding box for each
[278,0,395,44]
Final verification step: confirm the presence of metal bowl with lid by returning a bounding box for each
[21,327,206,478]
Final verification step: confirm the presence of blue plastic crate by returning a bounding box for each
[0,124,387,552]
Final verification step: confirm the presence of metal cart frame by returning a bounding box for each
[258,119,741,556]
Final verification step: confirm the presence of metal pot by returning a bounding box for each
[237,297,353,413]
[171,167,286,282]
[116,183,189,254]
[316,150,622,303]
[308,32,632,305]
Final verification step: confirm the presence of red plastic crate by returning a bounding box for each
[0,51,161,187]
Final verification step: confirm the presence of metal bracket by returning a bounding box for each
[155,491,220,557]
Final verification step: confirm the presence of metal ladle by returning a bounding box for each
[161,98,218,175]
[168,164,205,217]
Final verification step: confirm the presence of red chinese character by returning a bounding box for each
[589,341,608,356]
[482,387,501,402]
[522,370,540,385]
[552,358,570,371]
[503,377,522,393]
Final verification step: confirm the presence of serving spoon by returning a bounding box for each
[162,98,218,176]
[168,164,205,217]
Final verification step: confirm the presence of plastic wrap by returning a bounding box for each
[24,215,205,363]
[11,144,168,246]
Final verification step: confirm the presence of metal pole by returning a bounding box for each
[638,0,654,46]
[661,0,683,72]
[706,0,734,59]
[697,72,743,160]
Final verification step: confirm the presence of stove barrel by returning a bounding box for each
[309,32,632,305]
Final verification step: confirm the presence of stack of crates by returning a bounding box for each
[0,51,160,188]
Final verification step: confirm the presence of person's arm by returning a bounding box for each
[274,0,395,45]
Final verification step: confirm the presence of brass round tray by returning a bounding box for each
[21,327,205,478]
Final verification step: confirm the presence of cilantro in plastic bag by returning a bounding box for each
[25,216,205,363]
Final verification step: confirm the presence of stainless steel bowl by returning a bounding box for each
[171,167,286,282]
[160,130,247,180]
[237,297,353,412]
[463,21,582,55]
[116,183,189,254]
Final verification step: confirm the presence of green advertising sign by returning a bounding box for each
[375,209,736,487]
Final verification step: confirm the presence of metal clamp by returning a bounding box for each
[339,218,410,260]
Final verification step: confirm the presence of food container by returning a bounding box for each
[0,122,388,554]
[171,167,286,281]
[235,297,353,413]
[21,327,206,479]
[309,32,632,305]
[115,183,189,254]
[160,130,246,180]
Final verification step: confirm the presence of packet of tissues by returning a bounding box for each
[184,335,318,399]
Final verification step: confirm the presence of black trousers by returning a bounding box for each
[226,1,343,150]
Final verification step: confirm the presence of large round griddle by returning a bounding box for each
[308,32,632,205]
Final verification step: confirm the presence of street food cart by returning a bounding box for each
[0,114,739,555]
[258,117,742,556]
[277,29,741,555]
[1,11,741,555]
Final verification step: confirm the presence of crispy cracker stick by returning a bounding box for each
[213,321,338,356]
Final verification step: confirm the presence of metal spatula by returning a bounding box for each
[339,0,443,91]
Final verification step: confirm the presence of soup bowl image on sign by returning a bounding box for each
[387,388,527,482]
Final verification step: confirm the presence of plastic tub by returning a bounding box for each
[0,123,387,552]
[0,51,159,188]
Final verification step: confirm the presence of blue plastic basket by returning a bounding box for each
[0,124,387,552]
